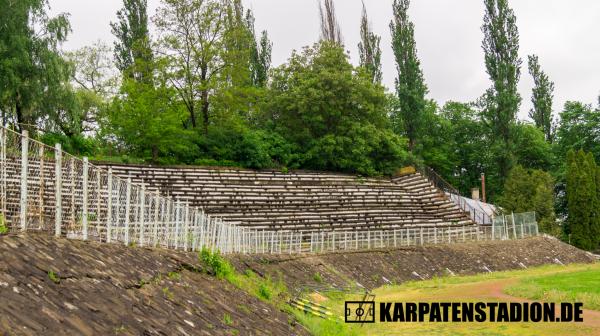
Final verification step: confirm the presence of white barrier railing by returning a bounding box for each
[0,126,539,254]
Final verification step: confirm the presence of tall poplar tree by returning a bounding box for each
[566,149,600,250]
[244,8,272,87]
[358,2,382,84]
[111,0,153,83]
[528,54,555,143]
[481,0,522,184]
[390,0,428,151]
[319,0,343,45]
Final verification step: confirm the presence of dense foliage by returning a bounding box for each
[1,0,599,244]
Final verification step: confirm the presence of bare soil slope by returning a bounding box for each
[0,234,306,336]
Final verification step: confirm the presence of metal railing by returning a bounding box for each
[0,126,537,254]
[418,166,494,225]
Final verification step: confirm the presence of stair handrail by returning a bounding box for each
[416,166,492,225]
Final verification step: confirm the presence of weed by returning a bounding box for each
[0,215,7,235]
[199,248,235,280]
[114,325,127,333]
[223,313,233,326]
[162,287,174,300]
[313,272,323,283]
[258,283,272,300]
[237,304,251,314]
[167,271,181,281]
[47,270,60,284]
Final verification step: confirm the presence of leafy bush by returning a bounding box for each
[40,133,97,156]
[258,283,272,300]
[199,248,235,280]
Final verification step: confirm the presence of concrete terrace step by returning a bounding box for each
[92,163,475,231]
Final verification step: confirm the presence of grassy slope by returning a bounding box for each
[293,263,600,336]
[505,264,600,310]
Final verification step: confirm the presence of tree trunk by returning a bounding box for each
[202,90,209,136]
[200,64,209,136]
[152,145,159,163]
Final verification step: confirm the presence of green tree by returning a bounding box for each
[358,2,382,84]
[108,77,193,163]
[390,0,428,151]
[527,54,555,143]
[0,0,71,132]
[437,102,491,196]
[480,0,522,184]
[500,165,558,236]
[566,149,600,250]
[154,0,227,134]
[267,42,408,175]
[64,42,118,136]
[512,122,554,171]
[245,10,272,88]
[556,101,600,162]
[111,0,153,83]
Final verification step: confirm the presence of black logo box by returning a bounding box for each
[345,301,376,323]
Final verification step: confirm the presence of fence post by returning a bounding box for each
[183,202,189,251]
[19,130,29,231]
[139,183,145,246]
[175,200,181,249]
[82,157,89,240]
[106,168,113,243]
[511,212,517,239]
[332,231,336,252]
[54,144,62,237]
[124,177,132,245]
[199,211,205,251]
[520,215,525,239]
[153,192,159,246]
[0,128,5,219]
[38,146,44,229]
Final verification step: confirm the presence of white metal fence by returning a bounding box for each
[0,126,539,254]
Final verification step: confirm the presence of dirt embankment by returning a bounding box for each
[0,234,307,336]
[229,236,596,291]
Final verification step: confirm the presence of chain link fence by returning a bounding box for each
[0,126,539,254]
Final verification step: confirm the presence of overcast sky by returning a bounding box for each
[49,0,600,120]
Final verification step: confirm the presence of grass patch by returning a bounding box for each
[47,270,60,284]
[313,272,323,283]
[162,287,174,300]
[198,249,287,304]
[385,263,597,293]
[223,313,233,326]
[300,263,600,336]
[505,264,600,310]
[167,271,181,281]
[0,214,8,235]
[200,248,235,281]
[290,308,359,336]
